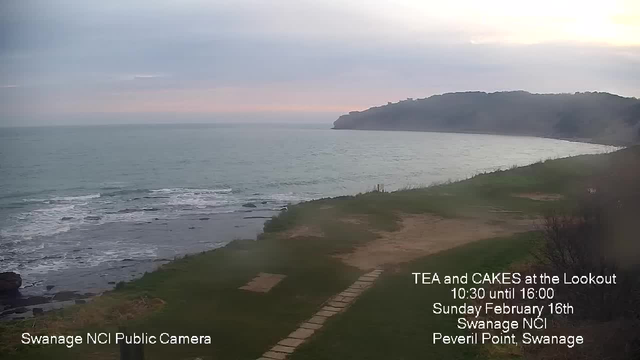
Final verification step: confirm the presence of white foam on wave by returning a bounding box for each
[268,192,314,204]
[89,247,157,267]
[2,201,149,243]
[24,260,73,275]
[102,211,149,223]
[167,195,232,208]
[155,188,237,208]
[51,193,101,201]
[8,243,159,278]
[21,193,101,204]
[6,189,165,241]
[4,187,312,244]
[1,203,80,241]
[21,198,49,203]
[151,187,233,194]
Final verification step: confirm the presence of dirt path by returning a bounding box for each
[335,213,537,270]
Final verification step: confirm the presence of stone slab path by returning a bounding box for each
[257,269,383,360]
[240,273,287,293]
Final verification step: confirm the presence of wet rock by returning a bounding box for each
[74,299,86,305]
[108,281,116,285]
[46,285,55,291]
[242,203,257,208]
[5,296,50,307]
[0,272,22,294]
[189,226,196,229]
[61,216,74,221]
[199,217,210,220]
[32,308,44,316]
[84,216,102,221]
[14,307,28,314]
[52,291,80,301]
[1,295,48,310]
[261,201,268,204]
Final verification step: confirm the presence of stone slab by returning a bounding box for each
[300,322,322,330]
[316,310,337,317]
[263,351,287,359]
[278,338,304,347]
[328,301,347,308]
[350,283,369,289]
[308,316,328,325]
[322,306,343,312]
[272,345,295,353]
[240,273,287,293]
[289,328,315,340]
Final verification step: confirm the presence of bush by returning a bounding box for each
[535,150,640,358]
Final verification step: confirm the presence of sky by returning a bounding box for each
[1,0,639,126]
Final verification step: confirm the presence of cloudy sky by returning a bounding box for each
[1,0,639,125]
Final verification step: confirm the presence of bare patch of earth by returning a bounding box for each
[513,193,565,201]
[339,215,369,225]
[335,214,537,270]
[239,273,287,293]
[283,225,325,239]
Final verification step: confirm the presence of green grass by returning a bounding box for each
[266,150,614,232]
[290,232,540,360]
[2,239,362,360]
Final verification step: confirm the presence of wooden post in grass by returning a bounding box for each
[119,326,130,360]
[119,326,145,360]
[132,342,145,360]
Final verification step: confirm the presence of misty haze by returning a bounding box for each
[1,1,639,360]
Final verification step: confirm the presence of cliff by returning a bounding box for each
[333,91,640,145]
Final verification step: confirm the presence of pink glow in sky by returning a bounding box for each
[1,0,639,125]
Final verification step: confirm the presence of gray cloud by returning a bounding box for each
[1,0,639,126]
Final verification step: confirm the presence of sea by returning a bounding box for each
[0,123,618,298]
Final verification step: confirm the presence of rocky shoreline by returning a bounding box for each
[1,205,283,321]
[0,271,91,320]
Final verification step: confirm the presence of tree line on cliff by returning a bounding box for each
[333,91,640,145]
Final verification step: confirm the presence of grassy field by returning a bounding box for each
[291,232,540,360]
[1,147,633,360]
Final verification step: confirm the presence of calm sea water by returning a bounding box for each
[0,124,617,295]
